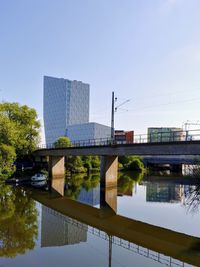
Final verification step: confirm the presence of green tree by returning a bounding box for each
[127,157,144,171]
[82,156,92,170]
[0,102,40,158]
[91,156,100,170]
[66,155,86,173]
[0,144,16,177]
[54,137,88,173]
[81,155,100,172]
[54,136,71,148]
[119,156,144,171]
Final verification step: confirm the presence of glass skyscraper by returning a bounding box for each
[43,76,90,144]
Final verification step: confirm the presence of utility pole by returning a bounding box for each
[111,91,130,142]
[111,91,115,142]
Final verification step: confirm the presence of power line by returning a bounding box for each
[124,97,200,113]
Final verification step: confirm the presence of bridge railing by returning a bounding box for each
[38,129,200,149]
[134,129,200,143]
[38,137,114,149]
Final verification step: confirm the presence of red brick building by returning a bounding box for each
[114,130,134,144]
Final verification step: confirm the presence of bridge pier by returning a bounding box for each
[100,156,118,188]
[100,156,118,217]
[48,156,65,195]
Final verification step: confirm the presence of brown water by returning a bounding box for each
[0,173,200,267]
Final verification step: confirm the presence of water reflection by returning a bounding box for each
[142,177,200,215]
[38,203,191,267]
[146,183,184,203]
[117,171,143,196]
[50,174,65,196]
[0,182,38,258]
[41,206,87,247]
[184,184,200,214]
[1,172,200,267]
[65,174,99,201]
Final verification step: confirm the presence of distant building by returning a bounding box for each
[147,127,185,143]
[43,76,90,144]
[114,130,134,144]
[43,75,111,144]
[66,122,111,143]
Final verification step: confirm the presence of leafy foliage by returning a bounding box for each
[0,102,40,178]
[65,173,99,200]
[81,156,100,172]
[119,156,144,171]
[117,171,144,194]
[66,156,86,173]
[0,144,16,177]
[54,136,71,148]
[53,138,101,174]
[0,184,38,257]
[0,102,40,157]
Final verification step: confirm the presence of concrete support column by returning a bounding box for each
[48,156,65,196]
[100,156,118,188]
[100,156,118,216]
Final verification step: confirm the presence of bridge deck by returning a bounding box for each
[34,140,200,157]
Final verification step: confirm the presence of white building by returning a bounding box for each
[43,76,90,144]
[66,122,111,143]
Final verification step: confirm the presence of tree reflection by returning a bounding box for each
[184,184,200,214]
[0,183,38,257]
[65,172,144,200]
[65,174,99,200]
[117,171,144,195]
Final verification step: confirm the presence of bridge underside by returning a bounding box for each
[143,155,200,165]
[47,155,119,199]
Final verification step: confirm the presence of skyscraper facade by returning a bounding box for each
[43,76,90,144]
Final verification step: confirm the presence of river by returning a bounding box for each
[0,172,200,267]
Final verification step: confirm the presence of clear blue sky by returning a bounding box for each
[1,0,200,141]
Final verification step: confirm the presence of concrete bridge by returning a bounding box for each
[34,140,200,187]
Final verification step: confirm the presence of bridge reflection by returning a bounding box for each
[30,176,200,267]
[40,204,186,267]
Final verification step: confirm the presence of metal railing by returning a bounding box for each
[38,129,200,149]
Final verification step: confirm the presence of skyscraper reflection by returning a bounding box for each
[41,205,87,247]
